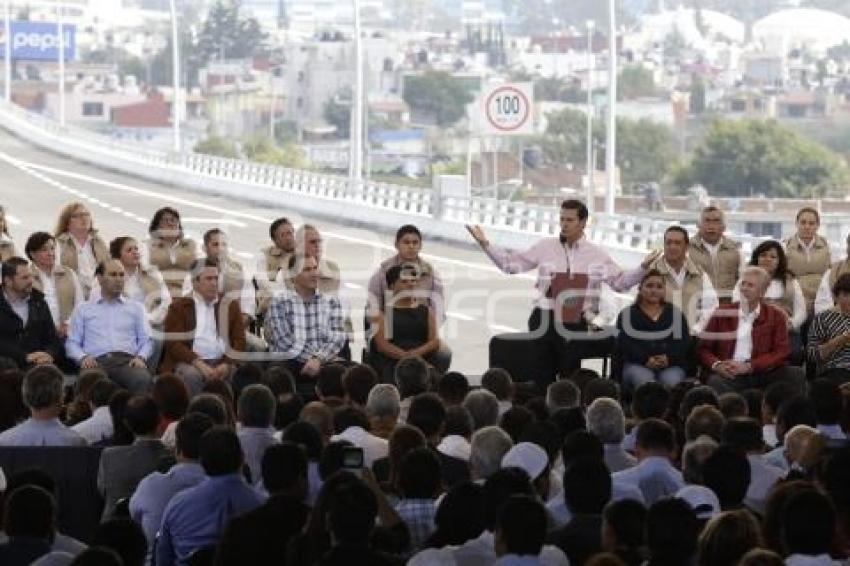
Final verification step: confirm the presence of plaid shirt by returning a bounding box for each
[264,288,346,363]
[395,498,436,550]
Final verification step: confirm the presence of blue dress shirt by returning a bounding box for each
[156,473,264,566]
[66,296,153,363]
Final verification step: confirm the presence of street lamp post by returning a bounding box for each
[169,0,180,153]
[604,0,617,215]
[349,0,363,195]
[57,1,65,126]
[4,0,11,103]
[585,20,594,216]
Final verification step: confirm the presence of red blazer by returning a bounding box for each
[697,301,790,374]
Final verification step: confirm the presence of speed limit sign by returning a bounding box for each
[480,82,534,136]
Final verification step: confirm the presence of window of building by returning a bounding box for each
[81,102,104,116]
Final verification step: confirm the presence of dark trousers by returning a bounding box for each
[817,367,850,385]
[706,365,806,394]
[527,307,615,390]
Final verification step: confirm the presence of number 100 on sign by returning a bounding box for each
[481,82,534,136]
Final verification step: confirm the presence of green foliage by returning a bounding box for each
[194,135,239,158]
[673,119,850,198]
[539,107,677,185]
[323,88,352,138]
[534,76,586,103]
[195,0,268,64]
[403,71,475,127]
[119,57,148,85]
[242,136,307,168]
[618,66,656,100]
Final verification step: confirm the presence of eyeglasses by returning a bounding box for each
[71,212,91,219]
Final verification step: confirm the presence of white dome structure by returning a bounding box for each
[754,8,850,51]
[640,7,746,47]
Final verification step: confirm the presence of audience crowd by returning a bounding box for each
[0,200,848,566]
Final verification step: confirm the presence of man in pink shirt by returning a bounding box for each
[469,199,658,390]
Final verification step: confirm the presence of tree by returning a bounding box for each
[618,66,656,100]
[403,71,475,127]
[323,87,352,138]
[194,135,239,158]
[242,136,307,168]
[195,0,268,65]
[673,119,850,198]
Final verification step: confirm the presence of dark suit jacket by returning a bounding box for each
[0,287,63,369]
[159,296,247,374]
[547,514,603,566]
[214,494,310,566]
[0,536,52,566]
[97,438,172,520]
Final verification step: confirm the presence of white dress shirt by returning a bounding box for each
[409,531,568,566]
[732,303,761,362]
[89,267,171,326]
[330,426,388,468]
[815,269,837,314]
[191,292,225,360]
[71,406,114,444]
[733,278,806,329]
[181,266,255,317]
[613,456,684,505]
[744,453,785,516]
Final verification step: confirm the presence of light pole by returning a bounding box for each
[348,0,363,195]
[585,20,594,216]
[4,0,11,103]
[168,0,180,153]
[56,1,65,126]
[604,0,617,215]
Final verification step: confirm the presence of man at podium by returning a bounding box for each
[468,199,659,391]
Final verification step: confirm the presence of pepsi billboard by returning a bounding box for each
[0,21,76,61]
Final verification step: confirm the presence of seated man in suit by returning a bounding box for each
[97,394,171,519]
[162,258,246,397]
[699,266,805,394]
[265,254,346,380]
[65,259,154,393]
[0,257,64,370]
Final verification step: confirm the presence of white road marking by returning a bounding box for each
[344,282,363,290]
[183,217,248,228]
[489,324,521,333]
[446,311,476,321]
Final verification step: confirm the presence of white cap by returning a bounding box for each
[676,485,720,520]
[501,442,549,480]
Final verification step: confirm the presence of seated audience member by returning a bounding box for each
[502,441,551,501]
[438,406,474,462]
[470,426,514,482]
[0,205,17,261]
[130,413,213,557]
[0,257,64,370]
[718,392,749,420]
[0,485,56,565]
[761,381,800,448]
[676,484,720,530]
[265,254,346,378]
[342,364,378,409]
[98,395,171,519]
[256,216,296,316]
[0,365,85,446]
[464,389,500,431]
[582,375,619,408]
[765,397,818,472]
[587,397,637,472]
[481,368,514,415]
[681,436,718,485]
[617,269,691,392]
[366,383,401,440]
[54,202,110,298]
[394,356,430,420]
[215,442,311,566]
[784,207,831,313]
[411,467,568,566]
[738,548,784,566]
[314,363,345,406]
[699,266,804,394]
[236,384,277,485]
[424,481,485,549]
[601,499,647,566]
[645,498,700,566]
[370,264,445,381]
[722,417,784,515]
[146,207,198,299]
[330,406,388,468]
[25,232,84,341]
[701,445,750,512]
[373,423,426,489]
[152,373,190,436]
[500,406,535,444]
[90,518,147,566]
[91,236,171,328]
[408,393,470,488]
[548,457,612,565]
[781,489,839,566]
[696,509,763,566]
[624,382,670,453]
[64,367,108,426]
[546,380,580,414]
[72,378,118,444]
[160,392,229,448]
[494,495,549,564]
[437,371,470,407]
[161,258,246,397]
[395,447,442,549]
[809,378,847,439]
[613,418,683,504]
[808,273,850,383]
[157,427,264,565]
[65,259,153,393]
[684,405,725,443]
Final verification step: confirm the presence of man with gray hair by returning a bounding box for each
[366,383,400,439]
[394,356,430,422]
[0,365,86,446]
[681,435,718,485]
[699,266,804,394]
[546,380,580,415]
[689,206,742,298]
[463,389,500,430]
[237,384,278,484]
[586,398,636,472]
[469,426,513,481]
